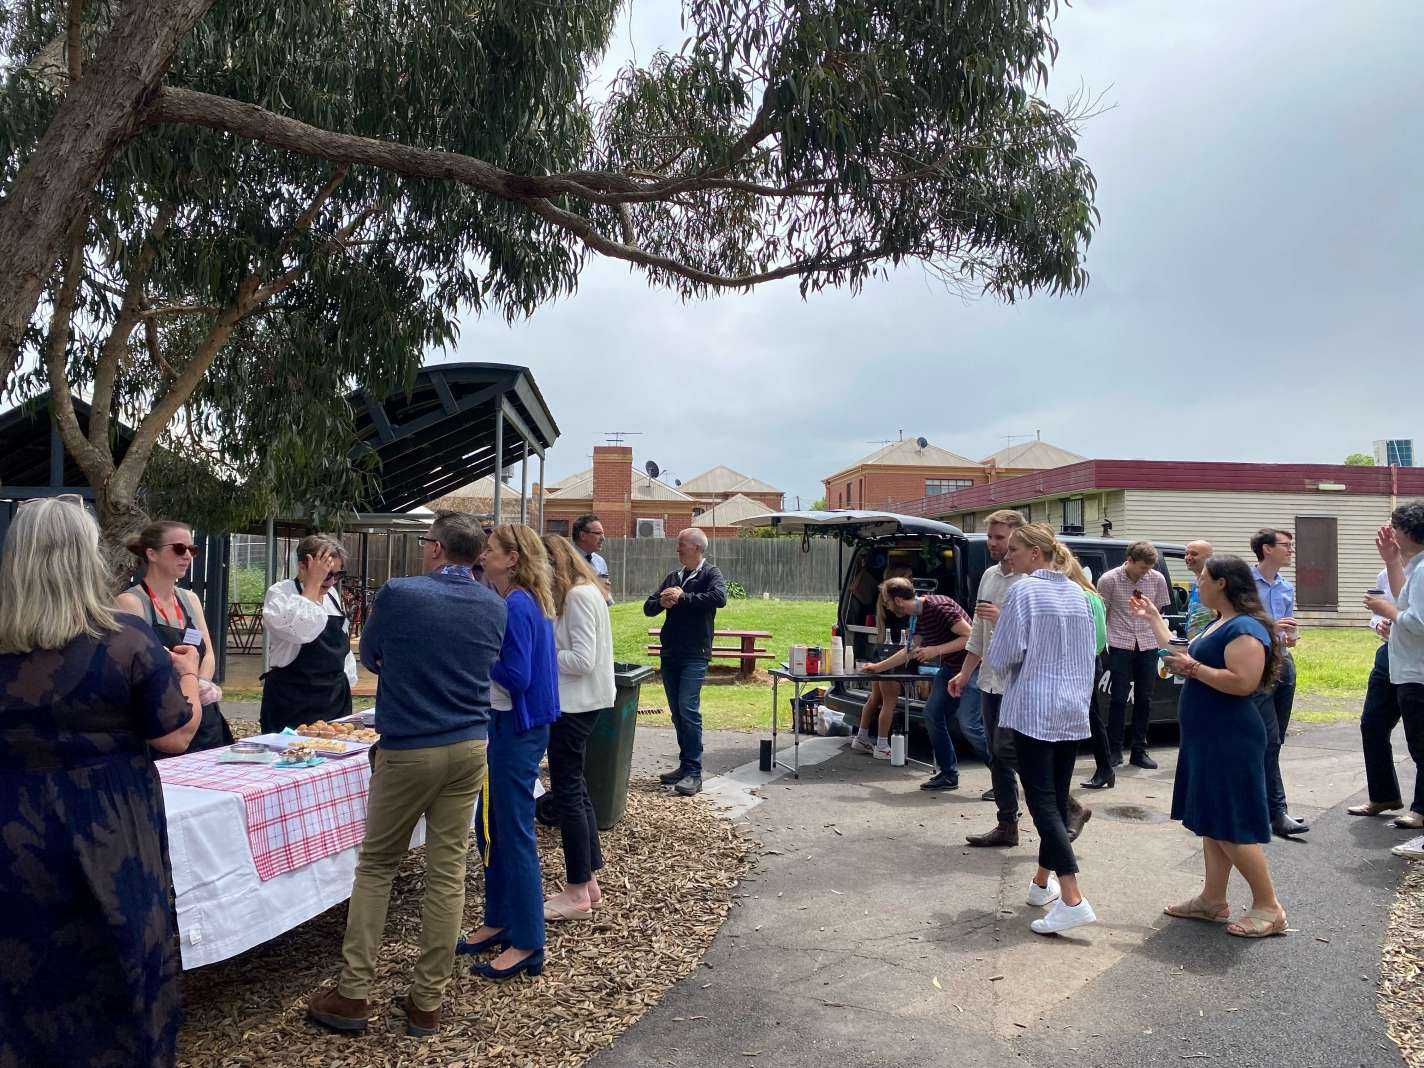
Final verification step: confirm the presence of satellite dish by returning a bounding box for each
[645,460,661,479]
[674,478,682,486]
[916,436,929,450]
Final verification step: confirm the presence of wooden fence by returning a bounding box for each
[602,536,843,603]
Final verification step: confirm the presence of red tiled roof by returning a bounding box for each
[898,459,1424,517]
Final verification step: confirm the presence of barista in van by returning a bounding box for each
[862,576,977,790]
[259,534,358,733]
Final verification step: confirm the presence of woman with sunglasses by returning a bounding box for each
[259,534,358,733]
[117,520,232,753]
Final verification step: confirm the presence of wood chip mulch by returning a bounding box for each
[1381,860,1424,1066]
[178,731,751,1067]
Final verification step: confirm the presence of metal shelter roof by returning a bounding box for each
[0,393,132,496]
[349,362,559,513]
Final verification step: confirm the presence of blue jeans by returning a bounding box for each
[923,663,989,778]
[662,657,708,776]
[477,716,549,951]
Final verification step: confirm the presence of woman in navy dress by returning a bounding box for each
[0,497,202,1066]
[459,523,560,981]
[1132,554,1288,938]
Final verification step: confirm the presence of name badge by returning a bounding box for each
[182,627,203,647]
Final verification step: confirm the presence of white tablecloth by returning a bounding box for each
[164,781,439,970]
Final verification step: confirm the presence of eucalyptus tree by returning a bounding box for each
[1,0,1099,571]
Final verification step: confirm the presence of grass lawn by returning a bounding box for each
[225,602,1381,733]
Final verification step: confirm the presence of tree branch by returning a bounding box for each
[90,201,177,450]
[66,0,86,86]
[43,228,114,486]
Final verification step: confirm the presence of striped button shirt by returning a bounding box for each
[986,569,1094,742]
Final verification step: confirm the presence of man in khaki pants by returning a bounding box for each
[308,511,507,1036]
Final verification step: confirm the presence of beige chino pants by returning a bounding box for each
[338,739,487,1010]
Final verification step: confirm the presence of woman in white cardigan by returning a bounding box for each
[541,535,617,921]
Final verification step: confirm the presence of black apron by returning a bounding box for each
[128,582,234,756]
[259,581,353,734]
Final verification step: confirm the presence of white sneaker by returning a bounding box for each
[872,744,892,760]
[1031,898,1098,936]
[849,735,874,754]
[1393,834,1424,860]
[1026,876,1061,907]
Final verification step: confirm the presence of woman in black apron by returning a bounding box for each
[259,534,354,733]
[116,520,234,754]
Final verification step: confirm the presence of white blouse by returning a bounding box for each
[261,579,358,687]
[554,583,616,713]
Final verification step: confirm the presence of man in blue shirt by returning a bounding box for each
[309,511,507,1037]
[1184,539,1216,640]
[573,514,613,604]
[1250,527,1307,838]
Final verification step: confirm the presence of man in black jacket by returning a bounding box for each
[644,528,728,796]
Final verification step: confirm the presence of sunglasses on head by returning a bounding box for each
[164,543,202,558]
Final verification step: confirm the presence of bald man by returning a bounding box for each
[1184,540,1215,639]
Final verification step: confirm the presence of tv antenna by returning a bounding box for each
[603,430,643,445]
[1002,430,1041,449]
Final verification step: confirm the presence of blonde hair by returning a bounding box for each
[875,576,915,641]
[488,524,556,618]
[0,498,122,653]
[1009,522,1070,571]
[984,509,1026,530]
[542,533,600,615]
[1056,544,1096,594]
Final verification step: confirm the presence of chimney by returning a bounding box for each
[592,445,633,536]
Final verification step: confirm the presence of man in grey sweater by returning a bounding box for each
[309,511,506,1038]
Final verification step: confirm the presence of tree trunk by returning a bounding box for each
[97,488,149,593]
[0,0,216,390]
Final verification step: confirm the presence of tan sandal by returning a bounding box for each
[1392,812,1424,830]
[1347,800,1402,816]
[1164,896,1230,923]
[1226,908,1287,938]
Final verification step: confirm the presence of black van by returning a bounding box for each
[735,510,1189,733]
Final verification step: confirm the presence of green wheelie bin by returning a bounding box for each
[584,663,655,830]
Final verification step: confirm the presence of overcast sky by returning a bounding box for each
[444,1,1424,508]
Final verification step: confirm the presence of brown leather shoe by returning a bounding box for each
[307,986,369,1033]
[1347,800,1402,816]
[966,822,1019,847]
[1067,799,1092,842]
[403,994,440,1037]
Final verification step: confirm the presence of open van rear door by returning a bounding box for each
[732,509,965,541]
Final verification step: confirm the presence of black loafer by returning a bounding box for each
[1081,772,1115,790]
[1129,752,1159,770]
[920,774,958,792]
[658,768,685,785]
[980,788,996,802]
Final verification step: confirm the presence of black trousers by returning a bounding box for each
[1085,657,1112,775]
[1107,647,1158,757]
[1254,654,1297,819]
[547,708,608,885]
[1014,731,1080,876]
[981,692,1020,824]
[1362,641,1424,814]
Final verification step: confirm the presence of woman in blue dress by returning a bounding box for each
[0,497,202,1066]
[1132,554,1288,938]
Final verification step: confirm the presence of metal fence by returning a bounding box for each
[603,536,842,603]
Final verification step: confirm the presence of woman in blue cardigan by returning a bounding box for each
[459,523,560,980]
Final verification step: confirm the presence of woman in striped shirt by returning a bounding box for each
[987,523,1099,936]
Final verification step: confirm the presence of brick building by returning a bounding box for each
[896,458,1424,626]
[680,465,784,513]
[541,445,697,538]
[822,436,1086,509]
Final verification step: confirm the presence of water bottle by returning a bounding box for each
[890,734,907,766]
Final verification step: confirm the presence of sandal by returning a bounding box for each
[1163,896,1230,924]
[1226,908,1287,938]
[1392,812,1424,830]
[1347,800,1402,816]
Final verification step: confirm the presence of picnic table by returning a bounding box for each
[646,628,775,678]
[225,601,263,654]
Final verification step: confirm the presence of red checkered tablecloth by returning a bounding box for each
[158,749,372,881]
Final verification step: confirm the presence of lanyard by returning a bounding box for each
[143,583,183,628]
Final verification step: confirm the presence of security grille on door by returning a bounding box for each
[635,518,665,539]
